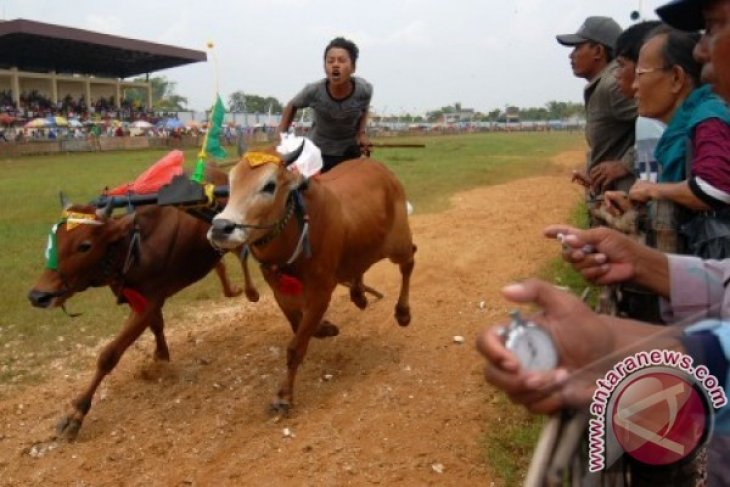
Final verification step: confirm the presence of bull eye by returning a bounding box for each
[77,241,92,253]
[262,181,276,194]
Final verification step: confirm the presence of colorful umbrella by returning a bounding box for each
[131,120,153,129]
[24,117,50,128]
[68,118,83,128]
[0,114,15,126]
[157,118,184,130]
[45,116,69,127]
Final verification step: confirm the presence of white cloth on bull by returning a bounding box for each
[277,133,323,178]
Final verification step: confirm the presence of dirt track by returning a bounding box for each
[0,150,583,486]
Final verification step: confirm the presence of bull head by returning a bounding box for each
[209,148,301,249]
[28,204,134,309]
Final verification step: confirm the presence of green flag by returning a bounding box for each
[192,94,227,183]
[206,95,227,160]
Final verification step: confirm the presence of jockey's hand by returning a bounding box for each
[476,279,615,414]
[543,225,670,296]
[358,134,372,157]
[628,180,659,203]
[602,190,632,217]
[589,161,630,193]
[571,169,592,189]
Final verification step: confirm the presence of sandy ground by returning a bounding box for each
[0,150,583,486]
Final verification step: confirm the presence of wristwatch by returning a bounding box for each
[501,310,558,372]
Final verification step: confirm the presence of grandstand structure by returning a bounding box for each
[0,18,205,114]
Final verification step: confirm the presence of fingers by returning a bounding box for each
[501,278,580,315]
[485,367,573,415]
[544,224,578,240]
[475,326,520,372]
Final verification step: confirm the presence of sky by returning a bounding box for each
[1,0,671,116]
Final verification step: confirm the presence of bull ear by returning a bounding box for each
[95,200,115,221]
[280,140,305,167]
[59,191,72,210]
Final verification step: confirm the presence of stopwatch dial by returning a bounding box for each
[507,326,558,372]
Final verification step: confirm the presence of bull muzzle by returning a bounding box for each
[28,289,55,308]
[208,218,247,250]
[210,218,237,241]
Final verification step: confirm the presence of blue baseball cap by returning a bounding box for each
[656,0,706,31]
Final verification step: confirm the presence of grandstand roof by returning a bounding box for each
[0,18,206,78]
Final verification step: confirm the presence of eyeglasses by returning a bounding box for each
[635,66,672,77]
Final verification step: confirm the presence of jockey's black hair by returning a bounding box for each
[324,37,359,68]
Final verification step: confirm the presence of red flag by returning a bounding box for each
[106,150,185,195]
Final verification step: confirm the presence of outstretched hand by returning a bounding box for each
[544,225,649,286]
[476,279,615,413]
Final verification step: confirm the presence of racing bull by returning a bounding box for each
[208,147,416,413]
[27,166,259,441]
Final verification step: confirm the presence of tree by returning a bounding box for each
[487,109,501,121]
[227,91,283,113]
[545,100,583,119]
[123,76,188,111]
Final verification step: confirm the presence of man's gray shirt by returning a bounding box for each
[584,60,637,192]
[290,76,373,156]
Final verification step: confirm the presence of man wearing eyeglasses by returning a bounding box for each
[556,17,638,203]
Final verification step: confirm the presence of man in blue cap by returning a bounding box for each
[556,17,638,200]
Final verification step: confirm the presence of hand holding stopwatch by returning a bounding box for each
[500,310,558,372]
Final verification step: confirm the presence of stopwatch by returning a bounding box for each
[501,310,558,372]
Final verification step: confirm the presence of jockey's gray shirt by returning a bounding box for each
[290,77,373,156]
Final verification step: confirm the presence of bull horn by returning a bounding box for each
[59,191,72,210]
[280,140,305,166]
[95,200,114,221]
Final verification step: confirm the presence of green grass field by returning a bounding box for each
[0,131,587,483]
[0,131,586,379]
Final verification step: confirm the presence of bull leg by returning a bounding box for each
[56,306,157,441]
[147,308,169,361]
[263,268,337,338]
[214,261,243,298]
[393,251,415,327]
[270,293,332,414]
[240,251,260,302]
[348,275,368,310]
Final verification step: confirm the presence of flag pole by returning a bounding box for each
[192,41,221,183]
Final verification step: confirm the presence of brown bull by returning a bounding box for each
[28,168,259,441]
[209,149,415,413]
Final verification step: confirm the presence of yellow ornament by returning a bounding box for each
[207,41,214,49]
[244,151,281,168]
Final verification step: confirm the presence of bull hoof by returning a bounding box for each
[269,398,291,415]
[395,305,411,327]
[56,415,82,442]
[245,288,260,302]
[314,320,340,339]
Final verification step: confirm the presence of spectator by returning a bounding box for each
[617,27,730,258]
[557,17,637,199]
[608,21,668,322]
[478,2,730,482]
[278,37,372,173]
